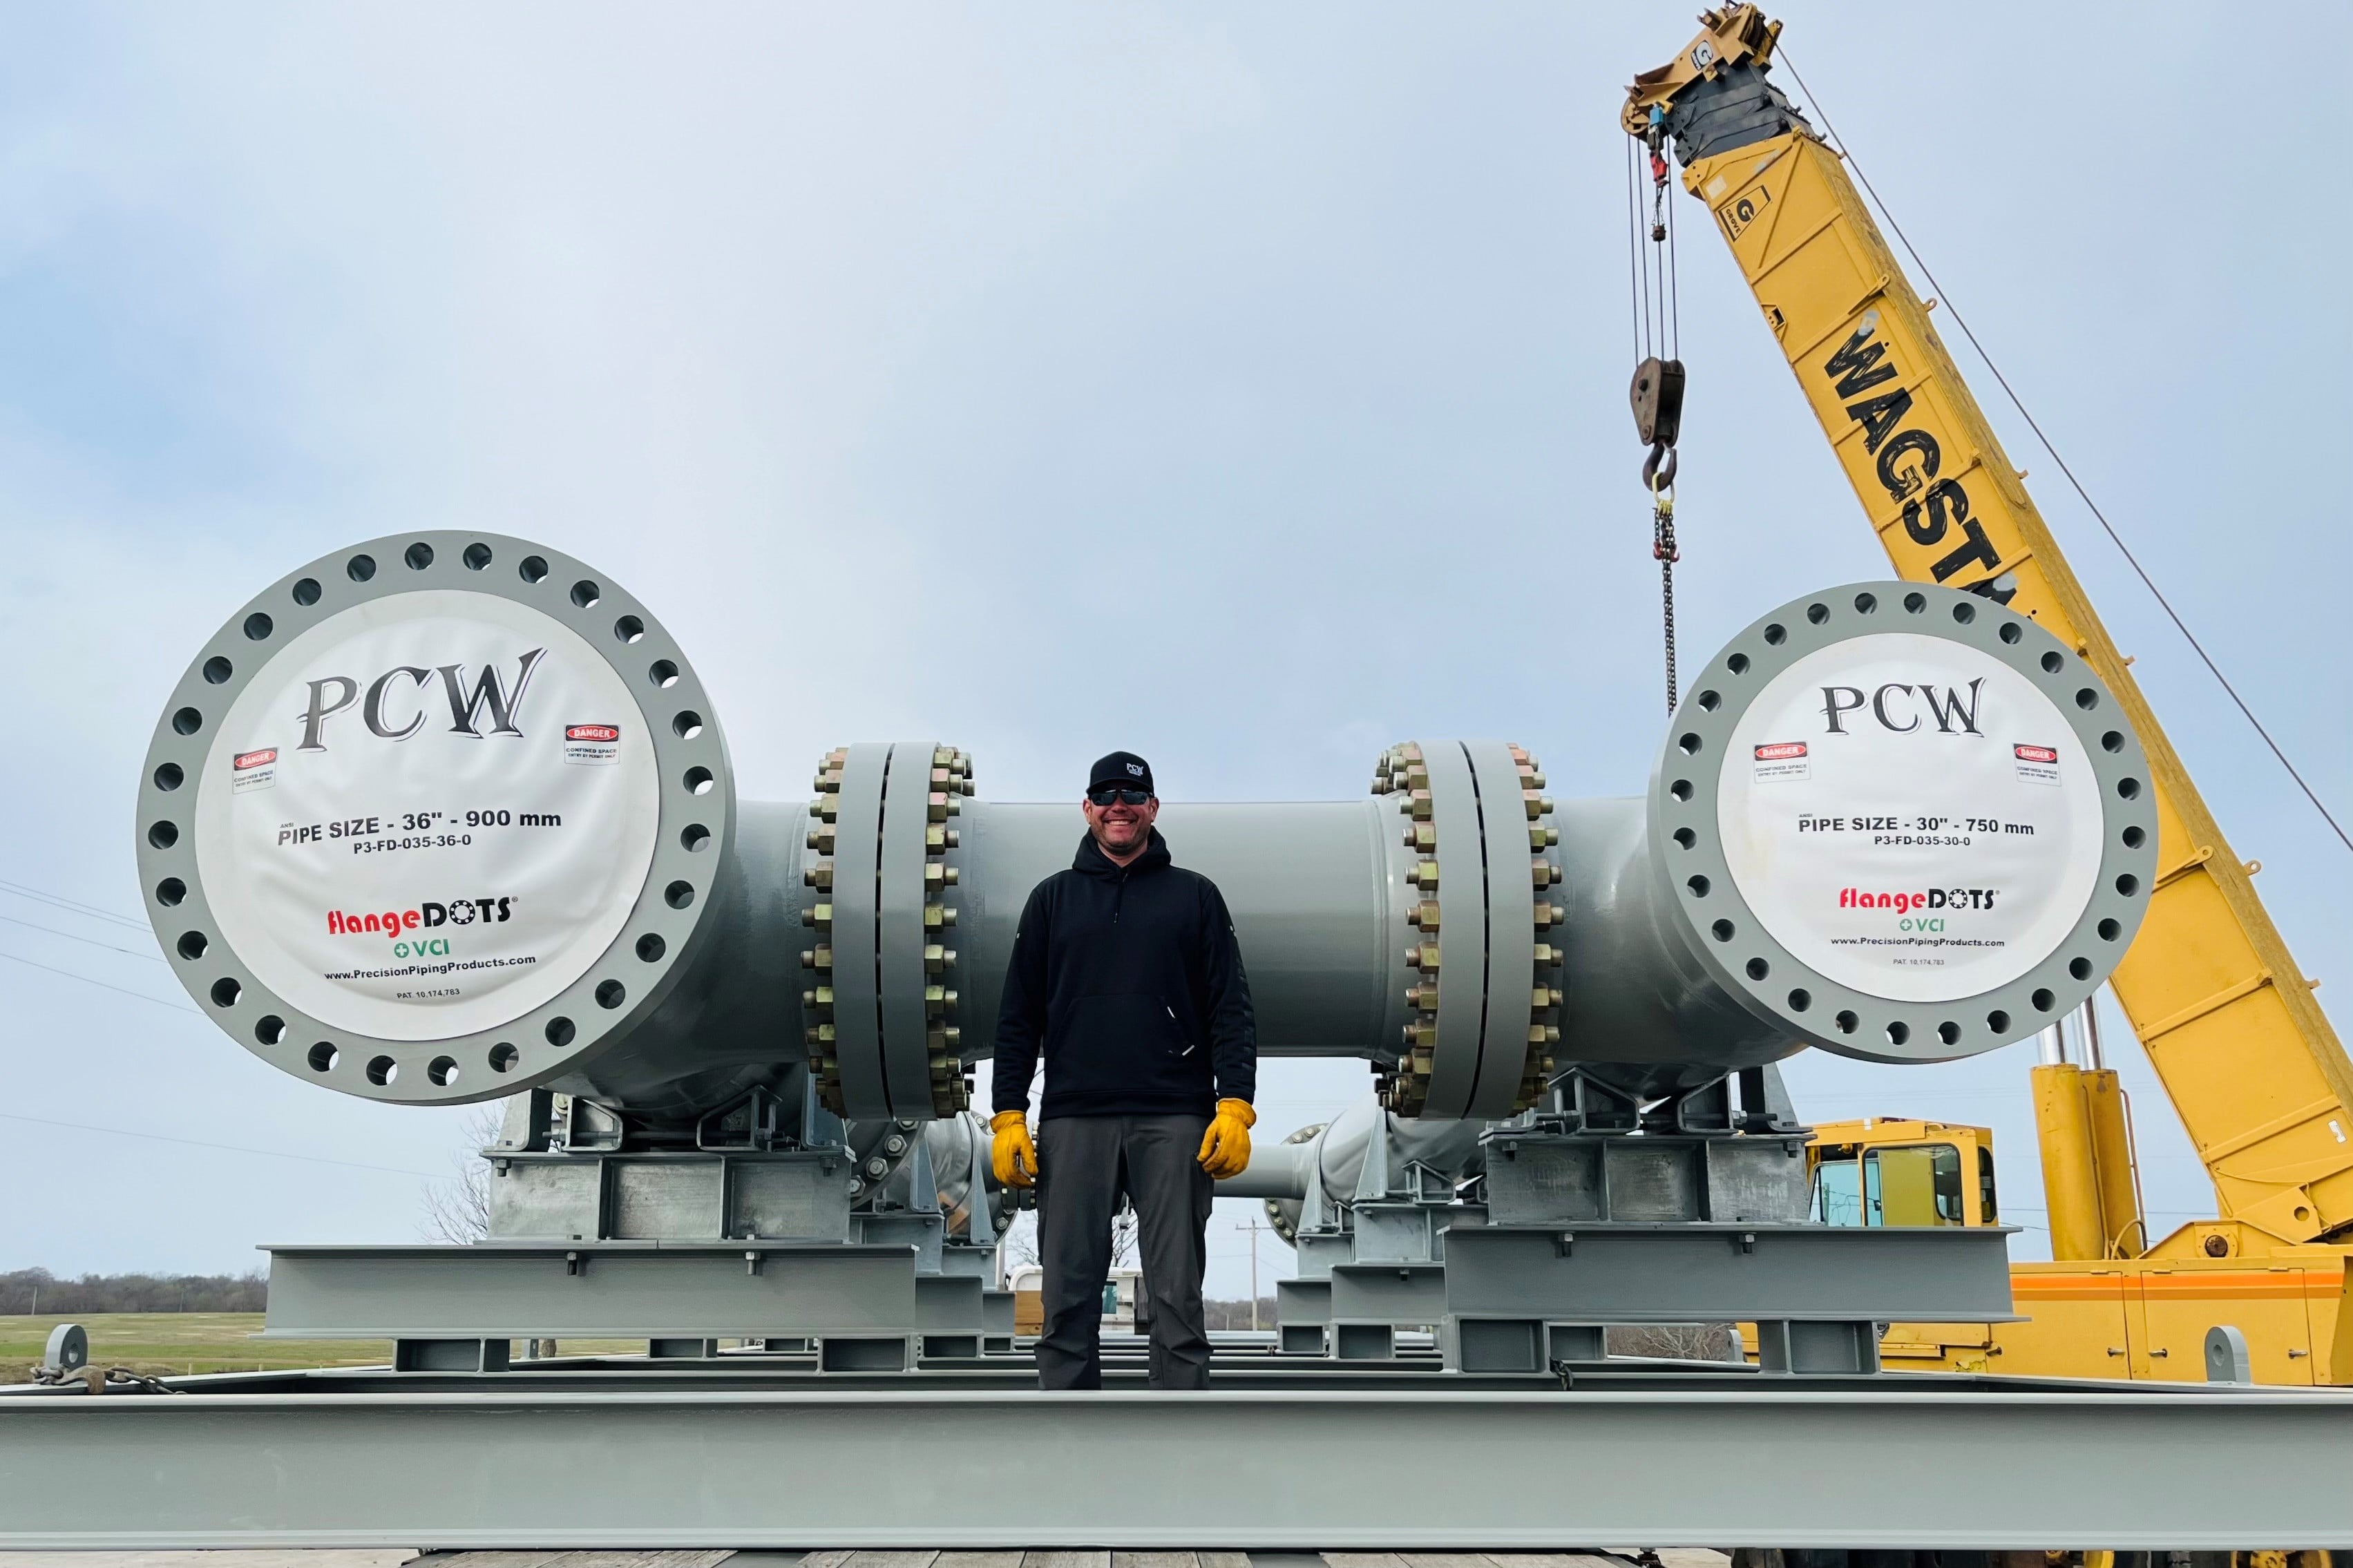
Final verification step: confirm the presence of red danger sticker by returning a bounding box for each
[566,725,621,743]
[1754,742,1809,762]
[2014,744,2059,764]
[233,747,278,771]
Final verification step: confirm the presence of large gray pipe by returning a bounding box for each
[138,535,2158,1125]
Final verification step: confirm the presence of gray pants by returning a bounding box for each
[1036,1113,1213,1390]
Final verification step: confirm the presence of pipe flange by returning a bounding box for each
[134,532,730,1105]
[801,740,972,1123]
[1652,581,2158,1062]
[1371,740,1559,1119]
[1374,743,1438,1116]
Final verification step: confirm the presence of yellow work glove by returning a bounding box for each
[989,1109,1038,1188]
[1197,1098,1255,1180]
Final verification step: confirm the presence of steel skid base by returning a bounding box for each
[2,1350,2350,1549]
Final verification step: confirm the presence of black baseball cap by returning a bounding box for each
[1088,751,1154,795]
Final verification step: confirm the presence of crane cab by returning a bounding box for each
[1807,1118,1999,1230]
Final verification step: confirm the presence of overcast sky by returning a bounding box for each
[0,3,2344,1301]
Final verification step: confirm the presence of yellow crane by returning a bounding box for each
[1628,6,2353,1383]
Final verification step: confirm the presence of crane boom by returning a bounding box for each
[1630,7,2352,1247]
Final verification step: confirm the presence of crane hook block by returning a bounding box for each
[1631,356,1686,449]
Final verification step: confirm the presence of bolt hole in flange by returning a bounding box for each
[464,542,493,571]
[427,1056,459,1087]
[488,1043,518,1073]
[366,1055,397,1087]
[404,542,435,571]
[149,819,180,848]
[307,1042,339,1072]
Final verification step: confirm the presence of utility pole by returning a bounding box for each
[1233,1217,1273,1331]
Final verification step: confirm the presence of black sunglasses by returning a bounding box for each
[1087,787,1152,807]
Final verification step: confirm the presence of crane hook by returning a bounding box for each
[1641,440,1678,492]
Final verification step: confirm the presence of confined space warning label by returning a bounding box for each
[230,747,278,794]
[1715,632,2102,1004]
[562,723,622,766]
[1753,740,1810,783]
[193,590,660,1042]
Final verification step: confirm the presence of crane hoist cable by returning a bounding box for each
[1774,48,2350,861]
[1628,104,1686,711]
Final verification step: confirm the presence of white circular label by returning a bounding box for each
[194,590,660,1041]
[1715,631,2102,1003]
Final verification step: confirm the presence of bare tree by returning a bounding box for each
[999,1210,1041,1270]
[1111,1198,1139,1267]
[419,1105,504,1243]
[993,1202,1131,1272]
[1607,1322,1740,1361]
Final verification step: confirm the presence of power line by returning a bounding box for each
[1776,49,2350,859]
[0,947,199,1013]
[0,1111,450,1181]
[0,878,150,932]
[0,912,164,964]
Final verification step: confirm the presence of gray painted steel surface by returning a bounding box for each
[1466,739,1541,1118]
[1440,1223,2017,1322]
[1,1381,2347,1548]
[877,741,940,1116]
[828,743,893,1120]
[262,1243,924,1338]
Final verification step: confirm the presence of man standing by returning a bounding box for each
[989,751,1257,1390]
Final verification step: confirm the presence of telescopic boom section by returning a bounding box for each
[1628,7,2353,1247]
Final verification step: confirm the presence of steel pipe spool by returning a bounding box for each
[138,533,2156,1125]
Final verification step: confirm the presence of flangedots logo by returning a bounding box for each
[1838,887,1999,915]
[325,897,516,939]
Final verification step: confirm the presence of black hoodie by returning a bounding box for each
[991,828,1257,1120]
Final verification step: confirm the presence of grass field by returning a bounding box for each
[1,1313,646,1382]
